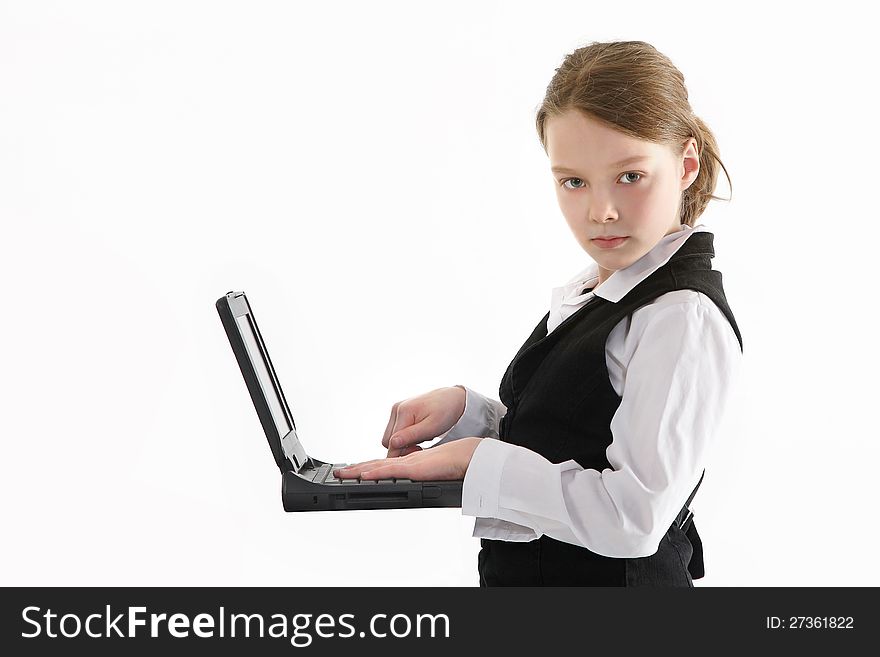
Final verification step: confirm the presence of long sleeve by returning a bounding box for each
[434,385,507,445]
[461,296,742,557]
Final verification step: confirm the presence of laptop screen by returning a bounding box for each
[221,292,310,472]
[236,313,293,440]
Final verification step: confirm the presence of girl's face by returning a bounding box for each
[545,110,700,284]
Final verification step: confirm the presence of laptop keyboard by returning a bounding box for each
[306,463,412,486]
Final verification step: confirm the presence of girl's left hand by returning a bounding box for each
[333,437,485,481]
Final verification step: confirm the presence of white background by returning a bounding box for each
[2,0,877,586]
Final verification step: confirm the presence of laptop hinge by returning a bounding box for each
[280,432,301,471]
[281,431,313,472]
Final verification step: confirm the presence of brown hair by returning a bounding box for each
[535,40,732,227]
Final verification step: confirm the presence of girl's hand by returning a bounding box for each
[381,385,468,458]
[334,437,485,481]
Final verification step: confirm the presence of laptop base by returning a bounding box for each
[282,467,463,512]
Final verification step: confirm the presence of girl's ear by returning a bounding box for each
[680,138,700,190]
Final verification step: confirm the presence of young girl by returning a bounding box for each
[334,40,743,587]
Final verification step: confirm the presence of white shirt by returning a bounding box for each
[436,223,743,558]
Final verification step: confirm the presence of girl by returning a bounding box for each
[334,40,743,587]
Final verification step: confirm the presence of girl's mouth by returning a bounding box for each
[592,237,628,249]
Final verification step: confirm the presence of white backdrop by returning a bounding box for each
[2,0,877,586]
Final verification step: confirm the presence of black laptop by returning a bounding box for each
[216,291,463,512]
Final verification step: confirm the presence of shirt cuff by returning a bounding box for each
[485,397,508,439]
[461,437,586,544]
[461,437,516,518]
[435,385,503,445]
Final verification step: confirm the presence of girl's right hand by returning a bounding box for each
[381,386,467,458]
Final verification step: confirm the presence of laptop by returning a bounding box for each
[216,290,463,512]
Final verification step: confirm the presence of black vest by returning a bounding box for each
[478,230,743,586]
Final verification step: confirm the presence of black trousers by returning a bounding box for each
[478,507,698,587]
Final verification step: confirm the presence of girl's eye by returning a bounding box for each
[561,172,642,189]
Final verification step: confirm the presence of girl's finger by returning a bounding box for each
[362,454,432,480]
[334,458,388,475]
[360,464,398,479]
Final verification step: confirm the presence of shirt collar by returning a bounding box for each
[553,223,712,306]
